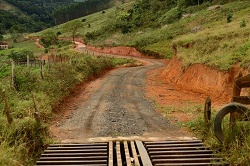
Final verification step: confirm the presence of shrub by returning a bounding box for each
[226,12,233,23]
[56,31,62,36]
[159,7,182,24]
[240,19,247,27]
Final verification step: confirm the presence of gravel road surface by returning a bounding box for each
[51,50,190,142]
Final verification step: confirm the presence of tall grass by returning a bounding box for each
[0,52,134,165]
[187,109,250,165]
[158,101,250,164]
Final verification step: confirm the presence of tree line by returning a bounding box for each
[1,0,114,34]
[4,0,73,24]
[0,10,48,34]
[53,0,111,25]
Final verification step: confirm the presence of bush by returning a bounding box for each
[226,12,233,23]
[159,7,182,24]
[240,19,247,27]
[7,49,34,63]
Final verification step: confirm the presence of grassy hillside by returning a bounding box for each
[46,0,249,71]
[36,1,135,37]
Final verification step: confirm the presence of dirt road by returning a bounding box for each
[50,54,191,143]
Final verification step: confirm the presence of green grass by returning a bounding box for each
[0,52,134,165]
[34,1,135,40]
[186,109,250,165]
[173,2,250,70]
[1,36,44,57]
[144,40,174,58]
[44,0,250,70]
[0,55,7,61]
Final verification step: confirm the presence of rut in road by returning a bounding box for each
[53,58,189,142]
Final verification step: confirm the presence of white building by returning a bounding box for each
[0,42,8,50]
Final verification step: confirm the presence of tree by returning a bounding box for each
[63,20,83,41]
[40,30,58,48]
[7,49,34,63]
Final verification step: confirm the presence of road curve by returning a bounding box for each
[51,45,190,142]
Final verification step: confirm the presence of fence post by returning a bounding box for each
[231,72,243,124]
[11,60,16,90]
[40,54,44,79]
[2,90,13,125]
[60,54,62,63]
[48,53,50,71]
[204,96,211,124]
[32,93,40,124]
[27,55,29,68]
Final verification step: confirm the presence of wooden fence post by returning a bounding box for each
[3,90,13,125]
[32,93,40,124]
[27,55,30,68]
[40,54,44,79]
[48,54,50,70]
[231,72,243,124]
[204,96,211,124]
[11,60,16,90]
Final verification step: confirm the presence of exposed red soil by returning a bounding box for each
[86,45,147,58]
[35,38,43,48]
[33,37,249,124]
[146,56,249,122]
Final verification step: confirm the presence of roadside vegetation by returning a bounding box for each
[156,103,250,165]
[0,35,134,165]
[186,108,250,165]
[0,0,250,165]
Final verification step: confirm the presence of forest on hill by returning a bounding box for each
[53,0,111,25]
[0,0,115,35]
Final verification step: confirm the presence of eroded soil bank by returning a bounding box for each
[50,43,249,142]
[80,44,248,107]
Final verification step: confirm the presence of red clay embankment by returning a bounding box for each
[159,56,249,105]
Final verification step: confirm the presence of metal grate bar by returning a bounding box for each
[144,140,227,166]
[124,141,132,166]
[130,141,140,166]
[37,140,227,166]
[37,142,108,165]
[116,141,123,166]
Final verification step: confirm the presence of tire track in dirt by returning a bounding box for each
[50,57,190,142]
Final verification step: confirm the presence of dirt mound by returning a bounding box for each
[86,46,145,58]
[159,56,248,106]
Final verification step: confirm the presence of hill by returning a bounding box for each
[0,0,122,35]
[41,0,249,71]
[0,0,74,34]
